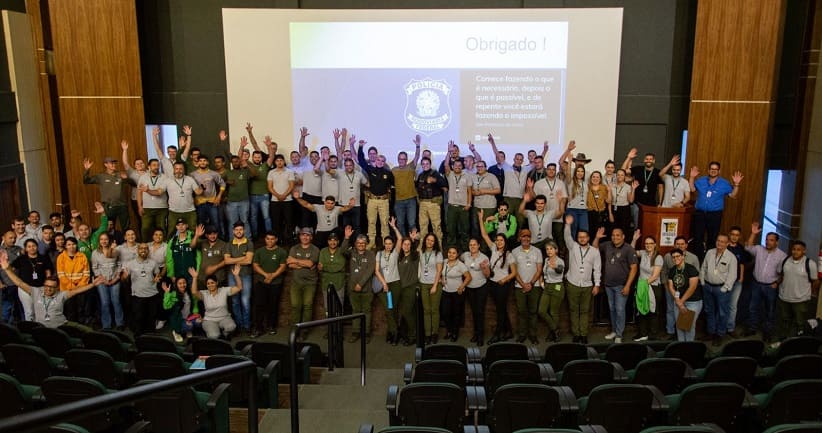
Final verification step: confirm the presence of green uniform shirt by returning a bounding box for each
[225,168,250,202]
[249,162,271,195]
[227,238,253,277]
[289,244,320,285]
[198,239,227,282]
[253,245,288,284]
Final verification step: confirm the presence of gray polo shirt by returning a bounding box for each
[313,205,342,233]
[661,175,690,207]
[321,171,340,201]
[336,170,367,206]
[166,175,198,212]
[31,286,69,328]
[598,241,638,287]
[525,210,554,244]
[447,172,474,206]
[511,245,543,288]
[419,251,443,285]
[533,177,567,222]
[461,251,489,288]
[473,173,500,208]
[137,174,169,209]
[779,256,818,303]
[202,287,232,321]
[442,260,469,293]
[124,258,160,298]
[377,249,400,284]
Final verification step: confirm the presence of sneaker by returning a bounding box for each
[614,337,623,344]
[155,320,166,330]
[605,332,617,340]
[186,332,193,338]
[633,335,649,342]
[172,330,183,343]
[769,341,781,349]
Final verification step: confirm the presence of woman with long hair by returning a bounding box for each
[92,232,123,329]
[374,218,403,345]
[478,209,514,343]
[397,231,420,345]
[587,171,610,237]
[461,238,489,346]
[418,233,443,344]
[441,246,471,342]
[608,169,636,239]
[566,165,589,238]
[634,233,663,341]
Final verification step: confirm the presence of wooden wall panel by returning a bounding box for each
[48,0,142,97]
[687,0,786,237]
[691,0,786,101]
[58,98,146,219]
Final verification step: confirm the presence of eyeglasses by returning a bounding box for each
[671,255,683,259]
[44,284,59,288]
[644,242,655,245]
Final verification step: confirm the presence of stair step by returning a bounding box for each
[260,408,388,433]
[318,367,404,386]
[296,383,389,410]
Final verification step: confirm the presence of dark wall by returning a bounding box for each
[137,0,696,161]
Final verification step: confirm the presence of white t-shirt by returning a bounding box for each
[267,168,296,202]
[313,204,341,232]
[166,175,199,212]
[442,260,469,293]
[661,175,690,207]
[461,251,489,288]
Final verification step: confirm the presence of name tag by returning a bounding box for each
[706,191,712,198]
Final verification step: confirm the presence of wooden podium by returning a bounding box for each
[639,204,693,254]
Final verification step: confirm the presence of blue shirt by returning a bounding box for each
[693,176,733,211]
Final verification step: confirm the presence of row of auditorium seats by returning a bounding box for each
[357,423,822,433]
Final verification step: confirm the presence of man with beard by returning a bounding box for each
[83,155,130,231]
[689,162,744,258]
[245,123,277,237]
[416,157,447,244]
[358,140,394,249]
[471,160,501,239]
[121,243,161,335]
[392,136,421,236]
[225,155,252,238]
[658,155,691,208]
[191,155,226,230]
[563,214,602,344]
[332,157,368,237]
[166,161,203,235]
[622,147,664,207]
[137,158,169,241]
[121,140,147,235]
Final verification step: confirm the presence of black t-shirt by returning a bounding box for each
[631,165,663,206]
[12,253,54,286]
[667,263,701,301]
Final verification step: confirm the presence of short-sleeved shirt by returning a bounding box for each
[166,175,199,213]
[202,286,232,321]
[224,168,251,202]
[336,170,367,206]
[630,166,663,206]
[226,238,253,277]
[190,169,226,204]
[661,175,689,207]
[252,246,287,284]
[524,210,554,244]
[313,205,341,233]
[472,173,500,209]
[419,251,444,285]
[668,263,701,301]
[124,258,160,297]
[268,169,295,201]
[447,172,474,206]
[12,254,53,286]
[442,260,469,293]
[461,252,489,288]
[199,239,228,282]
[543,256,566,285]
[780,257,819,303]
[321,171,340,201]
[289,244,320,285]
[511,246,543,288]
[502,165,528,199]
[567,180,588,210]
[377,249,400,283]
[533,177,567,222]
[599,242,638,287]
[248,162,271,195]
[31,286,69,328]
[611,183,632,207]
[137,174,169,209]
[488,249,512,283]
[693,176,734,212]
[638,251,664,285]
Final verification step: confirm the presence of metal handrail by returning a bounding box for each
[0,360,259,433]
[288,312,366,433]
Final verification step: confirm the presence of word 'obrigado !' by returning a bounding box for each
[465,37,548,54]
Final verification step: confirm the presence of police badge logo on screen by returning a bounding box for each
[404,78,452,136]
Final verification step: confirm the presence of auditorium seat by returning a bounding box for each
[658,341,707,369]
[133,351,191,381]
[134,380,230,433]
[695,356,758,390]
[719,340,764,364]
[556,360,625,398]
[81,331,134,362]
[604,342,654,370]
[64,348,129,390]
[30,327,78,358]
[578,384,663,433]
[204,354,280,408]
[41,376,119,432]
[1,343,63,386]
[627,358,690,395]
[482,342,539,370]
[387,382,478,433]
[241,341,312,384]
[0,372,41,418]
[666,382,746,432]
[754,379,822,428]
[488,384,577,433]
[484,360,556,399]
[543,343,599,371]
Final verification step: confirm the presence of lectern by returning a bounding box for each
[639,204,693,254]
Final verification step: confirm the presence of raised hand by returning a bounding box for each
[732,171,744,185]
[161,281,171,292]
[240,136,248,148]
[188,267,198,278]
[487,133,495,145]
[689,166,700,179]
[468,141,476,152]
[245,122,253,133]
[409,228,419,241]
[152,126,160,137]
[94,202,104,214]
[389,216,397,228]
[344,225,353,239]
[121,140,129,151]
[543,140,549,153]
[195,224,205,237]
[670,154,681,166]
[358,139,367,147]
[71,209,81,218]
[333,128,341,140]
[633,229,641,244]
[448,140,456,150]
[231,264,241,276]
[82,158,93,170]
[218,130,228,141]
[300,127,309,137]
[565,214,574,225]
[263,135,273,147]
[632,180,640,189]
[751,221,762,235]
[596,227,606,239]
[349,135,357,146]
[627,147,638,159]
[182,125,192,136]
[413,134,421,147]
[567,140,576,152]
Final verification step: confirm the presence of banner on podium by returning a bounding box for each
[660,217,679,247]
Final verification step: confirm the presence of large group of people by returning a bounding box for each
[0,124,818,348]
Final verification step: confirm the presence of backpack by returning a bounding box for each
[780,256,813,283]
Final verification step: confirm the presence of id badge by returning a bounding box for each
[354,268,359,273]
[579,266,585,274]
[554,283,561,291]
[32,271,38,280]
[643,186,648,193]
[455,187,460,193]
[424,269,430,277]
[706,191,712,198]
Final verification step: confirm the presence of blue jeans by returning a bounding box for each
[748,280,778,335]
[665,287,676,335]
[97,283,123,329]
[229,273,253,330]
[605,285,628,338]
[249,194,272,237]
[196,202,220,229]
[566,208,589,239]
[727,281,743,332]
[675,300,703,341]
[225,201,250,238]
[702,283,731,336]
[1,286,20,324]
[394,198,417,236]
[341,206,362,237]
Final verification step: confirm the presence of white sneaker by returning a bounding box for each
[605,332,617,340]
[614,337,623,344]
[633,335,649,342]
[172,330,183,343]
[155,320,166,330]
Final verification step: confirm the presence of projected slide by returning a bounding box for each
[223,9,622,169]
[290,22,567,147]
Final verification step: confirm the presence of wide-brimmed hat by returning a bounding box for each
[572,153,592,163]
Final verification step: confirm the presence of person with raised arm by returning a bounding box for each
[357,138,394,249]
[83,154,130,231]
[392,136,421,236]
[374,217,404,345]
[622,147,664,207]
[188,265,243,339]
[563,214,602,344]
[477,209,515,343]
[415,156,447,244]
[293,192,356,247]
[658,154,690,208]
[120,140,147,235]
[743,222,786,343]
[396,228,421,345]
[137,144,170,241]
[689,162,743,258]
[443,154,474,252]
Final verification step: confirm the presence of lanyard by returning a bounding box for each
[150,175,160,187]
[535,212,546,229]
[714,251,724,268]
[644,169,653,185]
[579,246,590,262]
[42,295,53,319]
[173,177,185,194]
[546,178,557,192]
[423,252,432,268]
[346,172,355,185]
